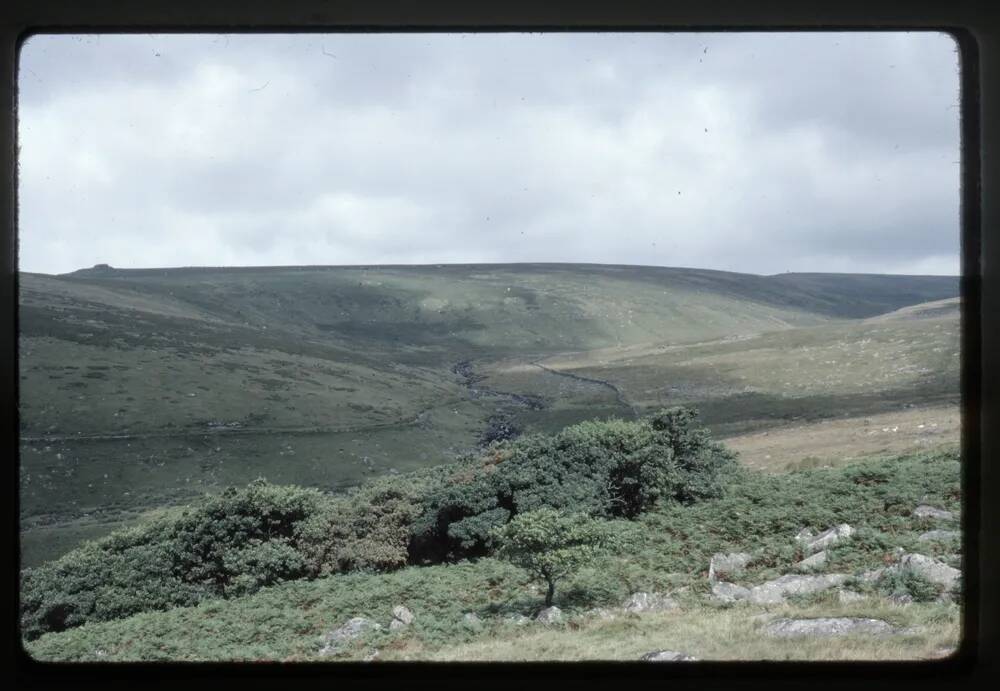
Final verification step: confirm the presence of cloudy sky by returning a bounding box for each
[18,32,960,276]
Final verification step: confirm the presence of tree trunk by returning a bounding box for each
[545,578,555,607]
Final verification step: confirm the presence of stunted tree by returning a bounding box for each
[491,508,615,607]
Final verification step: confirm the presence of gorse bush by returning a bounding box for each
[18,409,752,639]
[20,480,326,639]
[409,408,736,561]
[22,446,962,656]
[299,479,423,575]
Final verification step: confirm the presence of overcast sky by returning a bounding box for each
[18,32,960,276]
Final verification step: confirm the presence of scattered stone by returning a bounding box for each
[918,530,960,542]
[708,552,752,582]
[838,589,866,604]
[899,553,961,590]
[390,605,414,629]
[748,573,849,605]
[640,650,698,662]
[462,612,483,630]
[763,617,894,637]
[795,550,828,572]
[912,505,956,521]
[535,606,563,625]
[318,617,382,656]
[859,567,888,584]
[801,524,854,555]
[711,581,751,603]
[622,592,679,613]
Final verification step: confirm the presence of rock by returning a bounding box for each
[622,592,679,613]
[710,581,751,603]
[918,530,960,542]
[462,612,483,630]
[912,505,956,521]
[748,574,849,605]
[838,589,865,604]
[640,650,698,661]
[899,553,961,590]
[801,524,854,555]
[708,552,752,582]
[794,527,814,544]
[795,550,828,572]
[391,605,414,627]
[859,567,888,584]
[535,606,563,625]
[318,617,382,656]
[763,617,894,637]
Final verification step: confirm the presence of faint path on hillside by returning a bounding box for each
[530,361,639,419]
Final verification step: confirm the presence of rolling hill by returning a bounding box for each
[18,264,960,566]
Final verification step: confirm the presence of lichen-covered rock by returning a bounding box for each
[899,553,961,590]
[763,617,894,637]
[462,612,483,630]
[912,505,956,521]
[535,606,563,625]
[708,552,752,582]
[711,581,751,603]
[640,650,698,661]
[918,530,960,542]
[390,605,414,629]
[838,589,865,604]
[622,592,679,613]
[801,525,853,555]
[748,574,849,605]
[318,617,382,656]
[858,567,887,584]
[795,550,828,572]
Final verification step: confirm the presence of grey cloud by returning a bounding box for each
[17,32,959,276]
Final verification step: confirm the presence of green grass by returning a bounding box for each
[18,264,959,565]
[23,448,963,662]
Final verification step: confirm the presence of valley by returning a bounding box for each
[18,264,960,567]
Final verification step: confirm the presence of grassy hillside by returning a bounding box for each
[18,264,960,566]
[24,448,962,662]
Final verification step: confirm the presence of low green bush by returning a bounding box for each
[409,408,736,561]
[21,480,326,639]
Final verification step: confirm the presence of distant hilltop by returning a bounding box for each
[70,263,117,274]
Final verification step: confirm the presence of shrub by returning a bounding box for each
[299,478,422,574]
[21,480,326,639]
[876,569,941,603]
[410,408,736,561]
[492,508,618,607]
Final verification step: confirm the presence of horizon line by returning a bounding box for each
[21,260,961,280]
